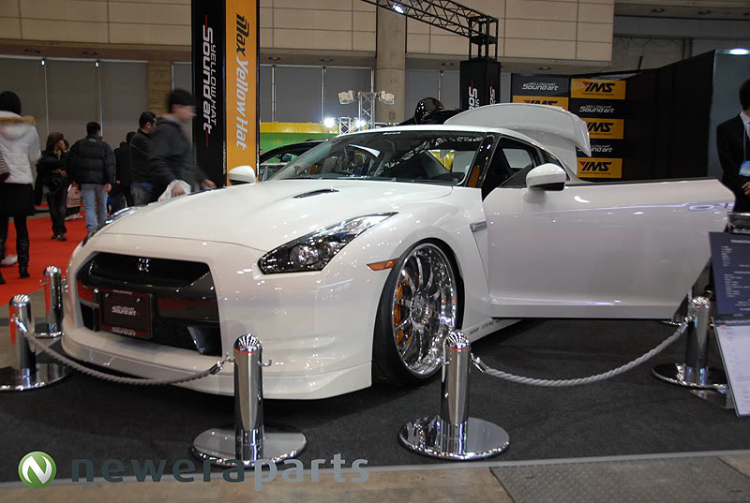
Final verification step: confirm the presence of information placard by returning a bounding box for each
[709,232,750,319]
[714,324,750,416]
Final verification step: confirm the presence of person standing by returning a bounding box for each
[0,91,41,281]
[717,78,750,212]
[130,111,156,205]
[36,132,70,241]
[111,131,136,213]
[149,90,215,198]
[68,122,115,232]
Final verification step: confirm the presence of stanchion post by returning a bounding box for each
[0,294,71,392]
[37,266,63,339]
[399,330,510,460]
[653,296,726,390]
[192,334,306,467]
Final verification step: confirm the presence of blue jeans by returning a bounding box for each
[131,182,156,206]
[81,183,107,232]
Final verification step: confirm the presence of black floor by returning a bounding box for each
[2,319,750,481]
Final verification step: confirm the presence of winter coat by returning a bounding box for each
[114,141,133,187]
[130,130,152,184]
[149,118,207,191]
[34,150,68,203]
[0,111,41,185]
[68,134,116,185]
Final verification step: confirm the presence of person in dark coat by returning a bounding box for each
[111,131,136,212]
[717,78,750,213]
[67,122,115,232]
[36,132,70,241]
[149,90,215,198]
[130,111,156,205]
[0,91,41,281]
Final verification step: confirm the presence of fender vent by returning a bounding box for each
[294,188,339,199]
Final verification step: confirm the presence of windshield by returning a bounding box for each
[271,130,485,185]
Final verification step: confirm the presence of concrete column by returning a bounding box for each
[375,8,406,123]
[148,60,172,116]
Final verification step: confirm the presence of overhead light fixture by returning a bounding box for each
[441,62,454,67]
[268,56,281,61]
[83,51,97,56]
[323,117,336,128]
[24,48,40,54]
[538,66,551,71]
[320,58,333,63]
[651,8,665,13]
[338,90,355,105]
[392,4,405,14]
[729,48,750,55]
[697,10,711,15]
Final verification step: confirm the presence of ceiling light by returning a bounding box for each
[268,56,281,61]
[392,4,405,14]
[697,10,711,15]
[729,48,750,55]
[651,8,665,13]
[83,51,97,56]
[320,58,333,63]
[323,117,336,128]
[24,48,40,54]
[441,62,454,67]
[538,66,551,70]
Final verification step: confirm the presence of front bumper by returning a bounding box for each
[62,233,386,399]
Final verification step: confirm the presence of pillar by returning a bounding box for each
[375,8,406,123]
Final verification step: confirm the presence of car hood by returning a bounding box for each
[103,180,453,252]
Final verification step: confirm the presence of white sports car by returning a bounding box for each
[62,104,733,399]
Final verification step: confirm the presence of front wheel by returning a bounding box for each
[372,241,461,385]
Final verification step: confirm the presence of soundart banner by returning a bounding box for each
[510,75,570,110]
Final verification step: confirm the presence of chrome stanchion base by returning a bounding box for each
[192,426,306,468]
[398,416,510,460]
[652,363,727,390]
[690,389,735,409]
[0,363,71,392]
[34,322,61,339]
[659,320,682,327]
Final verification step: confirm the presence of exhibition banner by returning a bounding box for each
[192,0,226,186]
[460,58,501,110]
[192,0,259,187]
[510,75,569,110]
[226,0,259,178]
[571,78,627,179]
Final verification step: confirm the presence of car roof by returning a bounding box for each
[343,124,550,153]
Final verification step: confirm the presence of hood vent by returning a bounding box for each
[293,188,340,199]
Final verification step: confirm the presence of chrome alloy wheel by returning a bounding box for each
[390,243,458,375]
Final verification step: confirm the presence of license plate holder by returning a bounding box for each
[99,289,152,339]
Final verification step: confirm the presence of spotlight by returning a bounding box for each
[697,10,711,15]
[323,117,336,128]
[651,8,665,13]
[729,48,750,55]
[538,66,551,71]
[268,56,281,61]
[392,4,405,14]
[355,119,367,129]
[441,62,454,67]
[320,58,333,63]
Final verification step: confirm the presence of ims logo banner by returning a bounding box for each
[583,118,625,139]
[512,96,569,110]
[577,158,623,178]
[571,79,626,100]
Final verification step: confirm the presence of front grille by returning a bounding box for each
[77,253,222,356]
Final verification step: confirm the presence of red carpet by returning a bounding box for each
[1,213,88,305]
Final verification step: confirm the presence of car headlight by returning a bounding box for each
[81,206,145,247]
[259,213,395,274]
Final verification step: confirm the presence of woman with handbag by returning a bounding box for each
[36,133,69,241]
[0,91,42,281]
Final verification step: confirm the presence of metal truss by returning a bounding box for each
[360,0,499,58]
[358,92,376,129]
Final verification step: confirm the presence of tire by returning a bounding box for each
[372,241,461,385]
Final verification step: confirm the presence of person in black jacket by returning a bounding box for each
[130,111,156,204]
[68,122,115,232]
[36,132,69,241]
[149,90,215,198]
[111,131,136,212]
[717,78,750,213]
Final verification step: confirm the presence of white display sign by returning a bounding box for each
[714,323,750,416]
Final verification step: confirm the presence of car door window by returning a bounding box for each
[497,139,541,188]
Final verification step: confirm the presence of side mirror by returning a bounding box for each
[526,163,566,191]
[228,165,257,185]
